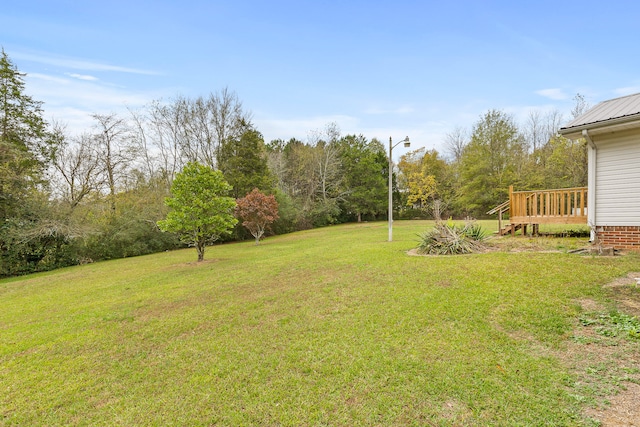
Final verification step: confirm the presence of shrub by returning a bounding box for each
[562,228,590,238]
[416,221,486,255]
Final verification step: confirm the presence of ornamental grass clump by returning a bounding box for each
[417,221,486,255]
[463,221,488,242]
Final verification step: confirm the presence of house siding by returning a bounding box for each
[594,130,640,227]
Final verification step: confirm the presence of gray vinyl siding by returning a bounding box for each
[595,131,640,226]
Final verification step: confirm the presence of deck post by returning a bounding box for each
[508,185,514,218]
[508,186,515,236]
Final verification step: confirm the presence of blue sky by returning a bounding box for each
[2,0,640,156]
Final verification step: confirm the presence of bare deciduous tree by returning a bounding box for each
[524,110,543,152]
[308,122,343,203]
[147,99,188,186]
[265,139,289,193]
[571,93,590,119]
[444,126,468,162]
[52,132,102,210]
[144,88,252,175]
[179,88,251,169]
[543,109,564,142]
[128,107,158,181]
[91,113,139,214]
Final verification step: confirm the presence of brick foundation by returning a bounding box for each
[596,226,640,251]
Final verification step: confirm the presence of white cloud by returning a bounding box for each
[613,86,640,97]
[24,72,169,135]
[13,51,159,75]
[364,119,452,148]
[28,73,71,85]
[504,103,568,125]
[535,88,569,101]
[27,73,151,107]
[43,106,98,134]
[66,73,99,81]
[364,105,415,115]
[255,112,450,157]
[256,114,430,147]
[255,114,359,143]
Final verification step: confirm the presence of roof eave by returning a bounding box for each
[559,114,640,140]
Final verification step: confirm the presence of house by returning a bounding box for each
[559,92,640,251]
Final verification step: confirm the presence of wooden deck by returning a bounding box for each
[489,186,588,236]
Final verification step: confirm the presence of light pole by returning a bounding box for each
[388,136,410,242]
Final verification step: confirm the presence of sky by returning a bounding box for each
[2,0,640,157]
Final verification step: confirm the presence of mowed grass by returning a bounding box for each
[1,220,637,426]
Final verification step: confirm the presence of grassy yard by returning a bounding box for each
[1,220,638,426]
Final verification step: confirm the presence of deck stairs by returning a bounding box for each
[486,200,511,235]
[498,222,521,236]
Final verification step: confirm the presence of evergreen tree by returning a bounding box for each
[218,128,274,199]
[0,49,61,276]
[338,135,387,222]
[0,48,54,220]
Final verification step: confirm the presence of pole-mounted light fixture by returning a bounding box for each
[388,136,410,242]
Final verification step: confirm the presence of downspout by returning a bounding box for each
[582,129,597,241]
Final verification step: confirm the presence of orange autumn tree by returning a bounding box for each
[235,188,279,245]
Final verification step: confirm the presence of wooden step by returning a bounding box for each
[499,223,521,236]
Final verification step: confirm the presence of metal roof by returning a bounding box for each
[559,92,640,135]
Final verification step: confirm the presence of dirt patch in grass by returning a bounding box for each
[410,240,639,425]
[176,258,225,267]
[603,272,640,289]
[488,269,640,426]
[568,276,640,427]
[407,235,593,256]
[485,237,562,253]
[576,298,606,313]
[586,382,640,427]
[603,273,640,317]
[440,399,472,424]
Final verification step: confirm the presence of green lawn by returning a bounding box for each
[1,220,638,426]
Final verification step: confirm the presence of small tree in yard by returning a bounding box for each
[158,162,237,261]
[236,188,279,245]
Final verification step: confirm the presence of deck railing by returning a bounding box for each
[509,185,588,225]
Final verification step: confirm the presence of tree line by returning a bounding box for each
[401,101,588,221]
[0,50,588,276]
